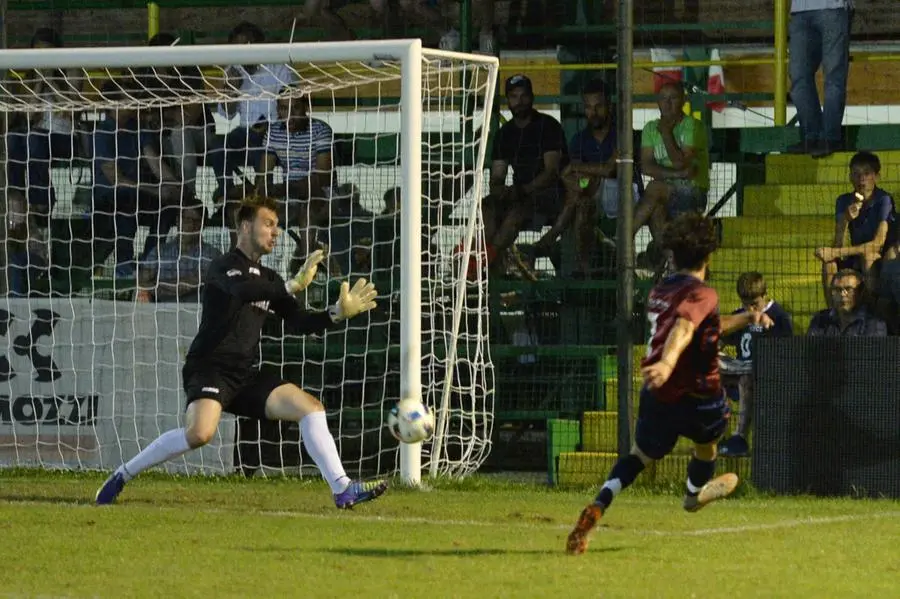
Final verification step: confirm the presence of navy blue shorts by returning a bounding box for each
[634,387,730,460]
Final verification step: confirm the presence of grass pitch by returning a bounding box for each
[0,470,898,598]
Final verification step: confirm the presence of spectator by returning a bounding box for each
[633,83,709,245]
[92,79,185,278]
[257,88,334,271]
[139,33,210,212]
[787,0,852,158]
[807,269,888,336]
[718,272,794,457]
[535,79,618,277]
[814,151,895,302]
[5,28,82,294]
[136,200,221,303]
[483,74,566,274]
[158,96,209,204]
[208,22,296,213]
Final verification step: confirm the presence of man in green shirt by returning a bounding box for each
[634,83,710,242]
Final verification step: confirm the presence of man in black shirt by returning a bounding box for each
[96,196,387,509]
[482,74,566,271]
[807,268,888,336]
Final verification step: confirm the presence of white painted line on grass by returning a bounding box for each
[6,499,900,538]
[665,510,900,537]
[249,507,900,537]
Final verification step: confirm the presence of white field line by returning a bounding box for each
[6,500,900,537]
[650,510,900,536]
[250,507,900,537]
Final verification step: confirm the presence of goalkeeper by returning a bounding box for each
[96,196,387,509]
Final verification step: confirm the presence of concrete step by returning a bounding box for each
[719,216,833,248]
[557,451,752,487]
[581,411,618,453]
[713,247,820,279]
[765,151,900,184]
[743,183,856,217]
[582,410,694,454]
[603,377,642,414]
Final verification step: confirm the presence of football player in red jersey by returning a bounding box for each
[566,212,774,555]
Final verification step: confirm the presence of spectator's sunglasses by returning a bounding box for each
[831,284,859,296]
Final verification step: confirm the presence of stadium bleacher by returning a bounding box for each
[5,0,900,485]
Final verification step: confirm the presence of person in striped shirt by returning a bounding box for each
[258,88,334,270]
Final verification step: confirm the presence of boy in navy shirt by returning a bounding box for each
[814,151,896,302]
[718,272,793,457]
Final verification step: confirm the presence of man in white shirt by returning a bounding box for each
[206,22,297,218]
[257,89,334,272]
[787,0,853,158]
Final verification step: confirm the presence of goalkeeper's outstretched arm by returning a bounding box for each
[273,277,379,336]
[211,267,301,303]
[273,298,336,336]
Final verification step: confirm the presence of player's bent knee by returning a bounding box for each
[304,395,325,413]
[630,445,655,466]
[185,423,216,448]
[183,398,222,448]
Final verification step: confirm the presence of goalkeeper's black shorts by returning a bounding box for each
[182,361,288,420]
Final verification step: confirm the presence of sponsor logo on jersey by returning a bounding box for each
[201,387,220,394]
[250,300,273,314]
[226,269,241,277]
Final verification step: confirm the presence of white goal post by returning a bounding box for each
[0,39,499,485]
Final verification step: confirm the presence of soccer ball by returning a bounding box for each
[387,399,435,444]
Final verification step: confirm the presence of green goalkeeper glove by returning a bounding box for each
[285,249,326,295]
[328,278,378,322]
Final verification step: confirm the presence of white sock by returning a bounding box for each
[300,411,351,494]
[602,478,623,497]
[117,428,192,482]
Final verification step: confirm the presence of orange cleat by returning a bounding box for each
[566,504,603,555]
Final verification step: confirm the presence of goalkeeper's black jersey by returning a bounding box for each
[185,248,334,370]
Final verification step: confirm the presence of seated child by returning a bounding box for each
[718,271,794,456]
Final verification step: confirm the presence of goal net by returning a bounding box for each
[0,40,498,481]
